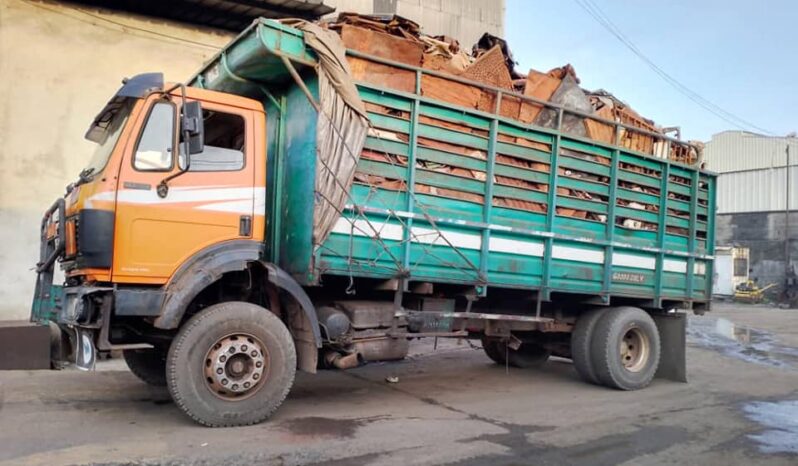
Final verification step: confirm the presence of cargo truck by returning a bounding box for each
[31,19,716,427]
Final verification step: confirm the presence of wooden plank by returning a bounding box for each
[422,52,471,75]
[421,73,481,109]
[422,53,452,72]
[340,25,423,66]
[419,114,487,137]
[458,46,521,119]
[460,45,513,88]
[518,70,561,123]
[349,56,416,93]
[584,105,615,144]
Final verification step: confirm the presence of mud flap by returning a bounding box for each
[285,300,318,374]
[75,328,96,371]
[653,312,687,383]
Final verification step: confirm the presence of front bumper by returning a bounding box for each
[31,284,111,370]
[31,198,65,324]
[33,284,111,326]
[32,284,152,370]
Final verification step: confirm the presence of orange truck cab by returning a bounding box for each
[32,73,324,426]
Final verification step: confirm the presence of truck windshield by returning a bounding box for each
[84,101,133,175]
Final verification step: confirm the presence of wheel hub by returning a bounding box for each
[204,334,269,400]
[619,326,650,373]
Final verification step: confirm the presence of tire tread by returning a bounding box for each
[166,302,296,427]
[571,308,605,385]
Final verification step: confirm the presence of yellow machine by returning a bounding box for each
[734,280,776,303]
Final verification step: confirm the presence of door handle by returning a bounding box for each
[239,215,252,237]
[123,182,151,190]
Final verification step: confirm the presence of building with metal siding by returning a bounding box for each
[327,0,505,46]
[704,130,798,295]
[714,166,798,214]
[704,130,798,173]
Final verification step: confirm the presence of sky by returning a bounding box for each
[504,0,797,142]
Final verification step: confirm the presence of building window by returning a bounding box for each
[134,102,175,171]
[734,257,748,277]
[181,110,245,172]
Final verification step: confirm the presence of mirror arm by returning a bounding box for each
[157,84,192,198]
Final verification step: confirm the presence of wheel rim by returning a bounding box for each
[204,333,269,401]
[619,326,649,373]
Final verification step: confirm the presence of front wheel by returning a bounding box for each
[123,348,167,386]
[166,302,296,427]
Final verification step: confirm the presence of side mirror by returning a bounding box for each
[182,101,204,156]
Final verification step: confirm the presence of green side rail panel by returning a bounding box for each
[31,284,62,324]
[188,18,717,309]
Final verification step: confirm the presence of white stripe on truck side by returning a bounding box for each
[328,217,706,275]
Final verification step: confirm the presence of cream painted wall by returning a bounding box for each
[0,0,233,320]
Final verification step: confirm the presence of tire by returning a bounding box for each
[590,307,661,390]
[507,344,550,368]
[481,336,506,364]
[124,349,167,386]
[481,336,549,368]
[570,308,605,385]
[166,302,296,427]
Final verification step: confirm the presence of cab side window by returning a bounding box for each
[133,102,175,171]
[181,109,245,172]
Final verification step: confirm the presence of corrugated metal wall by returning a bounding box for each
[395,0,504,46]
[716,166,798,214]
[704,130,798,173]
[324,0,505,46]
[705,128,798,292]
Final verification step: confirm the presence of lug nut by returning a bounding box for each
[231,384,239,390]
[251,350,258,357]
[219,355,227,363]
[244,382,250,389]
[221,379,228,385]
[241,345,248,351]
[229,347,236,354]
[216,368,223,375]
[253,373,260,380]
[255,361,262,368]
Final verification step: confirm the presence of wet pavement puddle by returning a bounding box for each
[687,317,798,369]
[741,400,798,454]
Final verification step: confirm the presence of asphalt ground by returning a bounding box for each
[1,302,797,465]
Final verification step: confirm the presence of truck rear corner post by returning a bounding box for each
[31,18,714,427]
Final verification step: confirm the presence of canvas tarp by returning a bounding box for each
[290,21,370,246]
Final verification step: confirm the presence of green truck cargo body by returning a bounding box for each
[189,19,716,309]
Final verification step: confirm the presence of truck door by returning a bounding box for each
[112,96,255,284]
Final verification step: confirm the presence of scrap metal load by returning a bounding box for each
[322,13,702,234]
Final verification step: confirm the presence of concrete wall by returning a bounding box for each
[0,0,233,320]
[716,211,798,294]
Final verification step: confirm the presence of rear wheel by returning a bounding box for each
[481,336,550,368]
[570,309,605,385]
[590,307,660,390]
[481,336,506,364]
[123,349,167,386]
[167,302,296,427]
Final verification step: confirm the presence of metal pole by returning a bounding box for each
[786,143,791,280]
